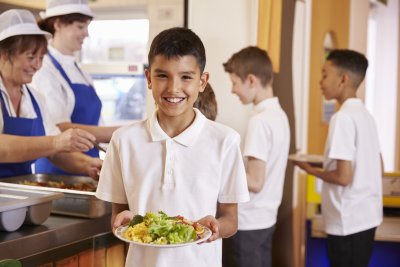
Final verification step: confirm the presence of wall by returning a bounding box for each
[366,0,399,171]
[187,0,256,138]
[349,0,369,100]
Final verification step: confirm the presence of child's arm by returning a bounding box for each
[294,159,353,186]
[245,156,266,193]
[111,203,131,230]
[197,203,238,242]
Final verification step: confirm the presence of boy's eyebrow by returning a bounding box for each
[153,68,197,75]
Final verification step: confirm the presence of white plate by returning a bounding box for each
[288,154,324,164]
[114,224,212,248]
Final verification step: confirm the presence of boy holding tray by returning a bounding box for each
[95,27,250,267]
[293,49,383,267]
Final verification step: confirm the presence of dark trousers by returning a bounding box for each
[222,226,276,267]
[326,227,376,267]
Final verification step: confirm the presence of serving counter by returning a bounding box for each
[0,214,126,266]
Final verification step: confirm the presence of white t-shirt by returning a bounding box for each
[31,46,96,125]
[322,98,382,236]
[238,97,290,230]
[0,79,59,135]
[96,108,250,267]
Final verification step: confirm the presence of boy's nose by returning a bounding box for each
[168,79,181,92]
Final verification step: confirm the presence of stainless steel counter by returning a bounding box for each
[0,214,112,260]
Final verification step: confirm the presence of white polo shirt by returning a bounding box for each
[31,46,95,125]
[96,108,250,267]
[322,98,382,236]
[238,97,290,230]
[0,79,59,135]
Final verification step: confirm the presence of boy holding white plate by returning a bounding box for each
[95,27,250,267]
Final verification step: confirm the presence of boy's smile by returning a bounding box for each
[145,54,209,131]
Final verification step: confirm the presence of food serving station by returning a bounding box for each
[0,174,125,267]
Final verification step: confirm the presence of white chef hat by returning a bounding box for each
[40,0,94,19]
[0,9,51,42]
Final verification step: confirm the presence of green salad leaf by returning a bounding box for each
[134,211,198,244]
[129,214,144,227]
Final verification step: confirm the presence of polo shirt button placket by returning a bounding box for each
[163,139,175,190]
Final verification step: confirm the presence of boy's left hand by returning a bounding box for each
[197,215,219,243]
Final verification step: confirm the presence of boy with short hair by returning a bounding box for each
[222,46,290,267]
[293,49,383,267]
[95,27,249,267]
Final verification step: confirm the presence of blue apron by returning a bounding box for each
[0,88,46,178]
[34,52,102,175]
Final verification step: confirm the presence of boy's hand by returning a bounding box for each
[197,215,219,243]
[113,210,134,231]
[293,161,313,173]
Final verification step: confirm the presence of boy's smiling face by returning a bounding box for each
[146,54,209,121]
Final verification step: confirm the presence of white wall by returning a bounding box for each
[366,0,399,171]
[187,0,257,138]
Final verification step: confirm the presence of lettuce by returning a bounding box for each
[136,211,197,244]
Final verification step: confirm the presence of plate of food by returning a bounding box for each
[114,211,212,248]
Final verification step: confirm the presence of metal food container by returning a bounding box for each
[0,186,63,231]
[0,174,111,218]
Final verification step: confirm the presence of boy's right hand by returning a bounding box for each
[197,215,220,242]
[293,161,313,173]
[113,210,134,230]
[53,128,95,153]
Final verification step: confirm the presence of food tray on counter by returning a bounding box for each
[0,186,63,232]
[0,174,111,219]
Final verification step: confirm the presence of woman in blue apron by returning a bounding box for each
[0,9,101,179]
[32,0,119,175]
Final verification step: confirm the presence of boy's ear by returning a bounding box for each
[247,74,257,86]
[145,68,152,90]
[340,72,351,87]
[199,72,209,92]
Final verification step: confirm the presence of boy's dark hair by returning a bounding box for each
[194,83,218,121]
[148,27,206,72]
[38,13,93,35]
[223,46,273,87]
[327,49,368,88]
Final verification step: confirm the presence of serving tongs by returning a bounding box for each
[91,140,107,153]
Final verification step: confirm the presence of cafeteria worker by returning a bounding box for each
[32,0,118,175]
[0,9,101,179]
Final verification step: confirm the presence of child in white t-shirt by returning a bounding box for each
[95,27,249,267]
[293,49,383,267]
[222,46,290,267]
